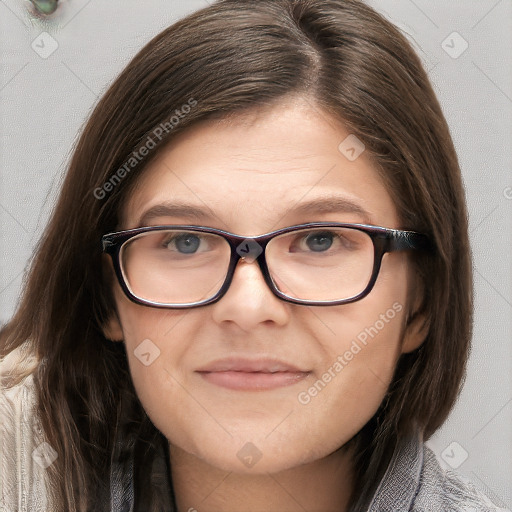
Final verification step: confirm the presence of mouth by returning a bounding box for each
[196,357,311,391]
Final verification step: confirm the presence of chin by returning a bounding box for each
[197,446,305,475]
[176,427,326,475]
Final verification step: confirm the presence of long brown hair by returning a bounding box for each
[1,0,472,510]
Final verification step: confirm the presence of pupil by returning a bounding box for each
[176,234,200,253]
[307,232,333,252]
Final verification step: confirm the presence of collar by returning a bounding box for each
[367,430,424,511]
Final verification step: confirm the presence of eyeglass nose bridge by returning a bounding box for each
[234,237,266,264]
[215,234,278,300]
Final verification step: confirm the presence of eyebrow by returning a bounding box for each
[136,196,372,227]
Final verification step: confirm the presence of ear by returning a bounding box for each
[401,265,429,354]
[101,253,124,342]
[102,310,124,342]
[401,308,429,354]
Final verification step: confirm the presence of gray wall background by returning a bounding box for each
[1,0,510,506]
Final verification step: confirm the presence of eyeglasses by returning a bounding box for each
[102,222,431,309]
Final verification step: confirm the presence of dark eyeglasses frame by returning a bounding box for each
[102,222,431,309]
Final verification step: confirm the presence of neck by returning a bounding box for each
[168,443,355,512]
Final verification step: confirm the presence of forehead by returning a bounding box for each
[121,99,399,233]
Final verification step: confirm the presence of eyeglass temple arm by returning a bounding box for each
[102,237,117,254]
[388,230,432,252]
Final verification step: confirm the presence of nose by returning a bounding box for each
[210,257,290,331]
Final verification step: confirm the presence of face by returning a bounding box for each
[106,97,425,475]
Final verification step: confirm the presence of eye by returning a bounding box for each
[163,233,203,254]
[288,230,358,254]
[304,231,335,252]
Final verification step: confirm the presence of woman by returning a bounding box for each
[0,0,508,510]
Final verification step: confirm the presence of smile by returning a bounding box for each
[196,358,311,391]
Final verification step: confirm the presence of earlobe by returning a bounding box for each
[401,265,428,354]
[101,254,124,342]
[102,311,124,342]
[401,309,429,354]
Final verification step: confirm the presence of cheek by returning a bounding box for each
[114,295,193,418]
[295,298,406,447]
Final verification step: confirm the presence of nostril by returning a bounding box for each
[29,0,59,15]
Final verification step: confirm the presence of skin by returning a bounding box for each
[105,96,426,512]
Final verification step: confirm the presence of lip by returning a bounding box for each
[196,357,311,391]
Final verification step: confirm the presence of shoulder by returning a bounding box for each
[367,431,510,512]
[412,444,510,512]
[0,341,55,511]
[0,339,40,386]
